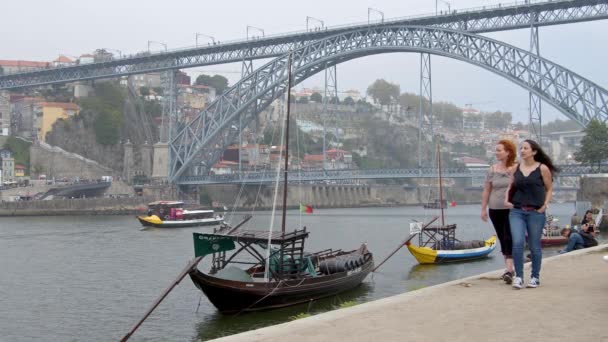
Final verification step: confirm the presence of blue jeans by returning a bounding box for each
[559,232,585,253]
[509,208,546,279]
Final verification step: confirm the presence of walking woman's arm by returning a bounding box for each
[481,166,493,221]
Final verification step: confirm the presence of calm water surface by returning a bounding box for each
[0,203,578,341]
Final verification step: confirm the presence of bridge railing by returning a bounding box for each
[0,0,581,77]
[175,164,603,185]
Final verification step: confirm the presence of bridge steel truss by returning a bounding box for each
[168,25,608,182]
[2,0,608,91]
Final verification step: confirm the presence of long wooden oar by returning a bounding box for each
[120,256,203,342]
[372,216,438,272]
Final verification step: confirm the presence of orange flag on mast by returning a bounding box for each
[299,204,313,214]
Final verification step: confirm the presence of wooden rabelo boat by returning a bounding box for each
[188,53,374,314]
[137,201,224,228]
[406,144,496,264]
[189,227,373,313]
[541,215,567,247]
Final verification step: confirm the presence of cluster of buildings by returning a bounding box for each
[1,52,218,140]
[209,144,354,175]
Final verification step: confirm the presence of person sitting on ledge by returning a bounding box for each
[558,227,585,254]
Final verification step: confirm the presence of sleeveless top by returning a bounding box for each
[511,164,546,209]
[485,167,511,210]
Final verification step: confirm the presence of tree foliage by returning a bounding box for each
[78,82,125,145]
[195,74,229,94]
[2,136,31,173]
[483,111,512,129]
[543,119,581,133]
[343,97,355,106]
[367,79,400,106]
[574,119,608,169]
[0,65,3,75]
[139,87,150,96]
[310,92,323,103]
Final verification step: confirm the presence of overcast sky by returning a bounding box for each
[2,0,607,123]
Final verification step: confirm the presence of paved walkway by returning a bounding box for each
[212,245,608,342]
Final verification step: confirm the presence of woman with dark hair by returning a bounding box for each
[481,139,517,284]
[580,210,597,236]
[505,139,558,289]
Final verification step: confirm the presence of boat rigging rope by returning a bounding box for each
[195,295,203,313]
[232,274,309,317]
[232,279,286,317]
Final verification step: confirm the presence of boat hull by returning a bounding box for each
[407,236,497,264]
[541,236,568,247]
[137,216,223,228]
[189,255,374,314]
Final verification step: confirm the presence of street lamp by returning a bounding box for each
[246,25,265,40]
[368,8,384,24]
[196,33,216,47]
[306,16,324,31]
[436,0,451,15]
[147,40,167,53]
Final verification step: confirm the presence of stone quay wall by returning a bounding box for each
[0,197,154,216]
[201,184,486,209]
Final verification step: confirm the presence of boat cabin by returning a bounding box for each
[146,201,217,221]
[193,227,319,281]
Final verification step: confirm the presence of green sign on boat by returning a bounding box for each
[193,233,236,257]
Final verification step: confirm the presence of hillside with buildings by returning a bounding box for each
[0,53,588,186]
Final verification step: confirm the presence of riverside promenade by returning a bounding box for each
[212,245,608,342]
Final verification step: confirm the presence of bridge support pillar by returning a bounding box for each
[419,53,433,168]
[152,142,169,180]
[123,140,133,183]
[528,20,542,142]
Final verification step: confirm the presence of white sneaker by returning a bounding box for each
[603,255,608,263]
[512,276,523,289]
[527,277,540,288]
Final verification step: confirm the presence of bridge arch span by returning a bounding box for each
[170,25,608,181]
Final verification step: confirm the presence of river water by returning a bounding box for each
[0,203,579,341]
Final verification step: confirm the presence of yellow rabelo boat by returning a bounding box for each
[406,144,496,264]
[137,201,224,228]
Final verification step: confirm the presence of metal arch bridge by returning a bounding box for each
[168,25,608,182]
[177,164,599,185]
[1,0,608,90]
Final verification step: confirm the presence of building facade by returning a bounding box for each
[0,91,9,136]
[35,102,80,141]
[0,149,15,183]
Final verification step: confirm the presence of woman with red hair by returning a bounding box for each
[481,139,517,284]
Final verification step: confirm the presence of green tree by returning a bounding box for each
[195,74,229,94]
[343,97,355,105]
[574,119,608,170]
[78,82,126,145]
[297,96,309,104]
[0,65,3,75]
[93,109,121,145]
[367,79,400,106]
[543,119,580,133]
[2,137,31,174]
[139,87,150,96]
[310,92,322,103]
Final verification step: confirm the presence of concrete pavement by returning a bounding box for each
[211,244,608,342]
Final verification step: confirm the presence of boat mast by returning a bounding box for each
[281,52,294,235]
[437,142,445,226]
